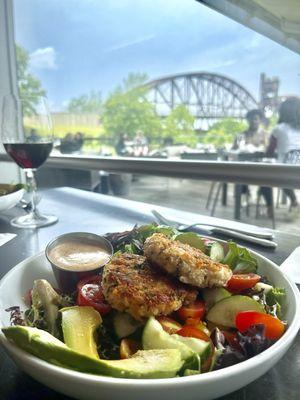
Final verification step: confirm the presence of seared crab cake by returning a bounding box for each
[102,253,197,320]
[143,233,232,288]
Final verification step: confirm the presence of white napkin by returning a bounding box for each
[0,233,17,247]
[281,247,300,284]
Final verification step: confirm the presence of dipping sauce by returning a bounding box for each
[48,239,111,271]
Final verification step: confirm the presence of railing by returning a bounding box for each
[1,153,300,189]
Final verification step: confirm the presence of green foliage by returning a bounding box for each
[102,73,161,141]
[16,44,46,115]
[163,105,197,146]
[66,91,103,114]
[203,118,247,148]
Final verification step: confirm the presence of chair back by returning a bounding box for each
[284,149,300,164]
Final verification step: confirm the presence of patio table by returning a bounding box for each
[0,187,299,400]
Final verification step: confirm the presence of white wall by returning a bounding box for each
[0,0,22,182]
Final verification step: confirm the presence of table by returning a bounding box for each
[0,187,299,400]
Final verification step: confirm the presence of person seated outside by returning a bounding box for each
[233,109,268,150]
[60,132,84,154]
[262,97,300,220]
[133,130,149,157]
[233,109,269,207]
[115,133,131,156]
[26,128,40,142]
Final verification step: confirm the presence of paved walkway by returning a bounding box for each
[122,176,300,235]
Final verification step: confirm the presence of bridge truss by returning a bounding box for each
[145,72,258,129]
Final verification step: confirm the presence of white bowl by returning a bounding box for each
[0,187,24,212]
[0,249,299,400]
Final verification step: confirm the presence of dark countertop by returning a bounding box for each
[0,187,299,400]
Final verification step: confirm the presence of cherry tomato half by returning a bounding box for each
[177,325,211,342]
[226,273,261,292]
[76,275,111,315]
[236,311,285,340]
[177,300,206,322]
[156,316,182,334]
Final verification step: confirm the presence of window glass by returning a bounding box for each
[14,0,299,156]
[13,0,300,233]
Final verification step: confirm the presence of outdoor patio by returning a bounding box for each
[122,176,300,235]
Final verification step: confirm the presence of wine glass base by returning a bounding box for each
[11,213,58,229]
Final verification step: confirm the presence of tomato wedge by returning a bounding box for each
[177,325,210,342]
[120,338,141,359]
[156,316,182,334]
[177,300,206,322]
[226,273,261,292]
[76,275,111,315]
[236,311,285,340]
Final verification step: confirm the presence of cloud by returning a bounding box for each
[206,59,237,69]
[105,34,155,53]
[249,33,264,49]
[29,47,57,70]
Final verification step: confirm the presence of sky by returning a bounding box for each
[14,0,300,111]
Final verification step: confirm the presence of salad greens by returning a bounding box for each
[25,279,74,338]
[105,224,178,254]
[222,242,258,273]
[0,183,27,196]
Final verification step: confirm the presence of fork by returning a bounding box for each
[152,210,277,248]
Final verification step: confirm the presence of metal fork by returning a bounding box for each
[152,210,277,248]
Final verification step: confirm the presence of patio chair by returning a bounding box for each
[255,149,300,228]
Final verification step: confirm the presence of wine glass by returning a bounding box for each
[1,94,58,228]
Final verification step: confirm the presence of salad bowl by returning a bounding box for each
[0,184,24,212]
[0,239,299,400]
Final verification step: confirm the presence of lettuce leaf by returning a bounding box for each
[222,242,258,273]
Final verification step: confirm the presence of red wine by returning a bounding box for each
[4,142,53,169]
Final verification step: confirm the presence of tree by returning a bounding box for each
[162,105,197,146]
[102,73,161,142]
[203,118,247,148]
[16,44,46,115]
[66,91,103,114]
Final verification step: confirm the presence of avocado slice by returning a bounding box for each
[2,326,183,378]
[202,287,232,310]
[60,306,102,359]
[183,369,200,376]
[142,317,200,371]
[206,295,265,328]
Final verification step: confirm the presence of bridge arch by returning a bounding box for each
[145,72,258,129]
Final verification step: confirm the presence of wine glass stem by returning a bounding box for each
[25,169,39,215]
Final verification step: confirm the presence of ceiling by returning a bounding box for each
[197,0,300,53]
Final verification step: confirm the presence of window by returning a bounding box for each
[12,0,300,233]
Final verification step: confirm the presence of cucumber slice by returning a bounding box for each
[206,295,265,328]
[209,242,225,262]
[142,317,200,371]
[142,317,194,360]
[202,288,231,310]
[172,334,212,363]
[113,312,141,339]
[174,233,206,252]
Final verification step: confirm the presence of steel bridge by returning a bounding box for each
[145,72,258,129]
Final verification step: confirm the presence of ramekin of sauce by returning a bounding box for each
[45,232,113,292]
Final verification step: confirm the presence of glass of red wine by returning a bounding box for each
[1,94,58,228]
